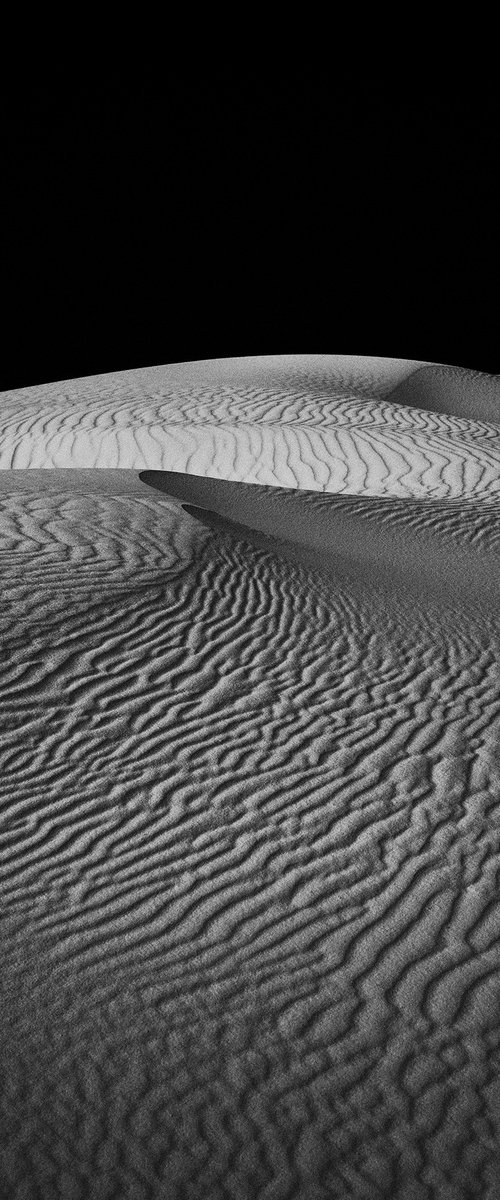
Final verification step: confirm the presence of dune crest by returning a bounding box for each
[1,356,499,506]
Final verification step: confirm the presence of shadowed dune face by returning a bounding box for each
[387,363,500,424]
[1,357,500,1199]
[140,470,500,612]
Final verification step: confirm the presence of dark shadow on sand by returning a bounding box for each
[139,471,500,613]
[386,364,500,423]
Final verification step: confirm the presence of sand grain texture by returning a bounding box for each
[1,355,500,1199]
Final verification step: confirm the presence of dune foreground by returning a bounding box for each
[1,354,500,1199]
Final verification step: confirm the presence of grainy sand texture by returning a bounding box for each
[1,354,500,1199]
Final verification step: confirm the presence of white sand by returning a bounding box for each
[1,355,499,1199]
[1,356,499,508]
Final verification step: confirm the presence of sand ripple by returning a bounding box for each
[1,356,499,505]
[1,356,499,1198]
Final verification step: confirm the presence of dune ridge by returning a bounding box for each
[1,356,500,1198]
[140,471,500,613]
[386,362,500,424]
[1,356,499,508]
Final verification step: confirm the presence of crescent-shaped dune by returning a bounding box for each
[1,355,500,1199]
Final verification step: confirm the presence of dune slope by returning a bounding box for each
[2,355,499,506]
[1,356,500,1199]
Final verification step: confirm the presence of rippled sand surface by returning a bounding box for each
[1,355,500,1199]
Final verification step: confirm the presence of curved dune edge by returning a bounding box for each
[140,470,500,612]
[387,362,500,423]
[2,353,425,405]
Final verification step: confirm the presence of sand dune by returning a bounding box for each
[1,356,500,1198]
[2,356,500,506]
[140,471,500,612]
[387,362,500,424]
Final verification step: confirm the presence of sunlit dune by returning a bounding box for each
[1,355,499,1200]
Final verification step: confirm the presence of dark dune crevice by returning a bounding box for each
[386,363,500,423]
[140,470,500,611]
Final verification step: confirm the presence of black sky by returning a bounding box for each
[2,70,498,390]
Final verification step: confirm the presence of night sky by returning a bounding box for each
[2,69,498,390]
